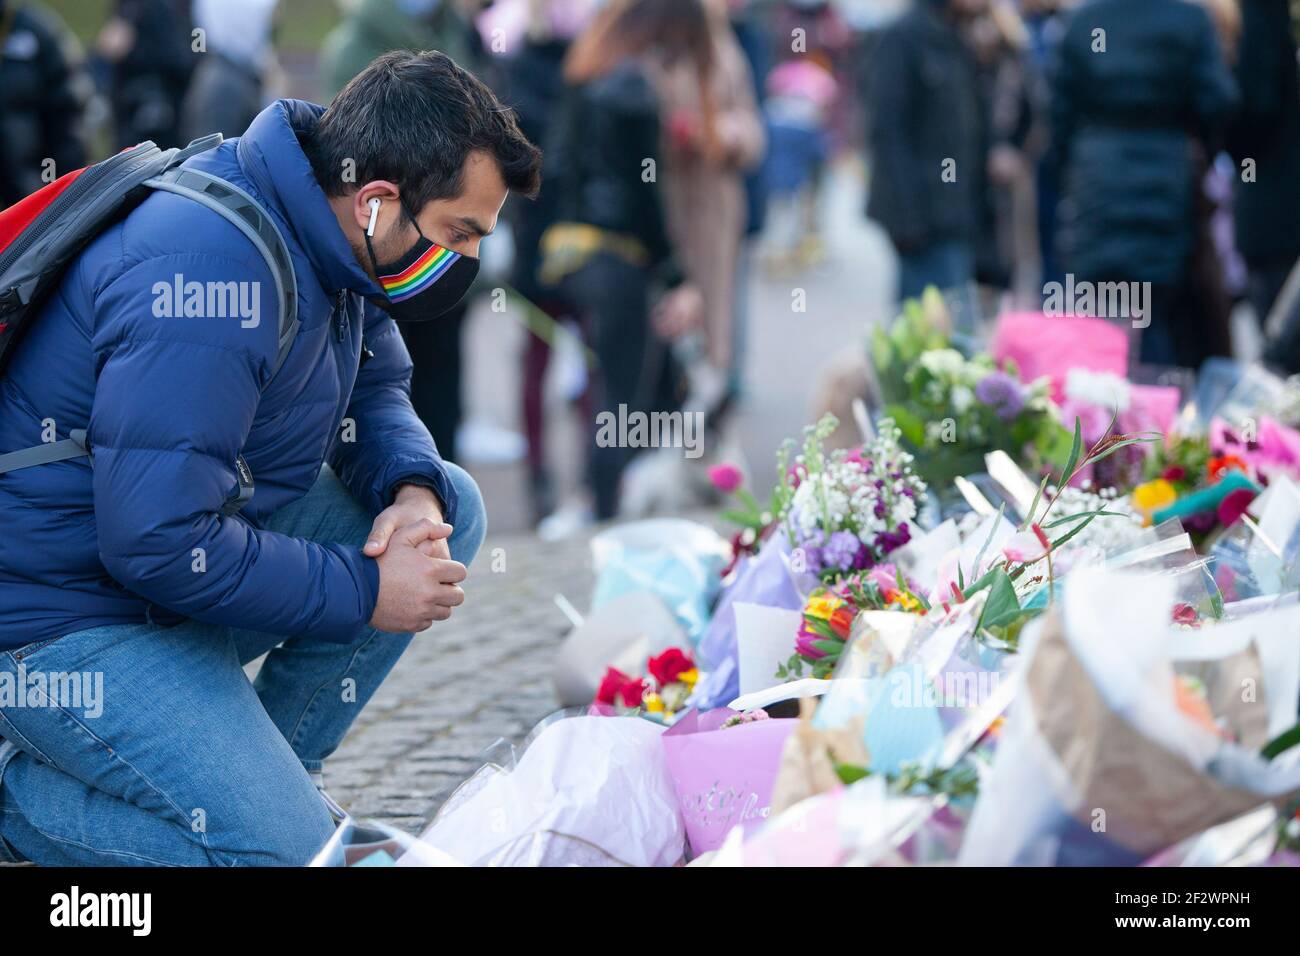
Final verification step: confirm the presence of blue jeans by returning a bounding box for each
[897,239,980,333]
[0,463,485,866]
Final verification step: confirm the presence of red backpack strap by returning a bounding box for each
[0,168,88,252]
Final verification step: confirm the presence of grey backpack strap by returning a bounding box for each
[144,167,300,376]
[0,429,88,475]
[0,161,297,516]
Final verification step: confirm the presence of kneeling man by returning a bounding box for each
[0,51,540,865]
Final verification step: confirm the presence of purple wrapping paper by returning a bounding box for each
[662,709,797,855]
[697,535,812,707]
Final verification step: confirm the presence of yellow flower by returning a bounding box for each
[889,591,921,612]
[677,668,699,688]
[643,693,664,714]
[1132,479,1177,525]
[804,592,846,621]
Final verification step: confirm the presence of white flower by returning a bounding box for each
[1065,368,1131,412]
[951,385,974,414]
[919,348,967,380]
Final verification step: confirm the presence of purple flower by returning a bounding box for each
[975,371,1026,421]
[822,530,861,572]
[875,523,912,555]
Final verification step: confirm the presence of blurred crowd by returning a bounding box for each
[3,0,1299,531]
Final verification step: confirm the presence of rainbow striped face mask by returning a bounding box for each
[365,219,478,322]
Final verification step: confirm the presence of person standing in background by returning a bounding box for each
[539,0,708,526]
[1021,0,1067,290]
[0,0,88,205]
[320,0,480,462]
[491,0,596,524]
[652,0,765,412]
[727,0,770,400]
[95,0,194,150]
[1228,0,1300,341]
[865,0,985,325]
[180,0,280,142]
[1051,0,1236,368]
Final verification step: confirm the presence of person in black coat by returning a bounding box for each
[1228,0,1300,336]
[865,0,985,325]
[501,26,577,522]
[1051,0,1236,367]
[540,0,708,522]
[0,0,87,206]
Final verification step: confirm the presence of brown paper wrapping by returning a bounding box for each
[769,698,872,815]
[1027,611,1297,857]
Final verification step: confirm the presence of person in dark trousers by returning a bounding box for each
[95,0,195,150]
[865,0,985,325]
[0,52,540,866]
[541,0,707,524]
[0,0,87,206]
[1051,0,1237,368]
[1228,0,1300,340]
[499,4,586,524]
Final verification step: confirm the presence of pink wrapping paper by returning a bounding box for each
[662,709,797,855]
[991,312,1129,402]
[1122,384,1181,437]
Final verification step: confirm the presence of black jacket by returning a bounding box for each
[0,4,86,206]
[1051,0,1237,284]
[501,38,570,299]
[865,0,982,252]
[1228,0,1300,265]
[545,60,680,282]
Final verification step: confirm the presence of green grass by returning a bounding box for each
[42,0,341,52]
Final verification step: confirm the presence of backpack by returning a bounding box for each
[0,134,300,513]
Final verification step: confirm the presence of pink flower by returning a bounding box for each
[708,463,744,494]
[867,563,901,600]
[1171,603,1198,626]
[1002,525,1051,564]
[1217,487,1258,527]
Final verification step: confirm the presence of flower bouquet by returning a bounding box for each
[595,648,700,723]
[781,414,927,582]
[870,291,1072,490]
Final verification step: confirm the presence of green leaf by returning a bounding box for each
[1042,509,1129,529]
[1060,417,1083,486]
[811,639,845,656]
[1048,509,1107,551]
[977,568,1022,631]
[1086,434,1161,466]
[1262,722,1300,761]
[885,404,927,448]
[970,503,1007,580]
[835,763,872,785]
[1021,473,1051,530]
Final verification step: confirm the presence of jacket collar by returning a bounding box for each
[236,99,382,298]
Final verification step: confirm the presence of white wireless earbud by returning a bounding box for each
[365,198,381,238]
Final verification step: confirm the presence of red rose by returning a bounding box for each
[1171,603,1198,625]
[596,668,649,707]
[648,647,695,687]
[1161,465,1186,483]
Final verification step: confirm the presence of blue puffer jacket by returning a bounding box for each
[0,99,459,650]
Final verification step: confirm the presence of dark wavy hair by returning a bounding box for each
[306,50,541,219]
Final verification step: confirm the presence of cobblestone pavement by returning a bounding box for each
[320,527,595,833]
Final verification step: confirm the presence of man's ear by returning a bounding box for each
[352,181,402,234]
